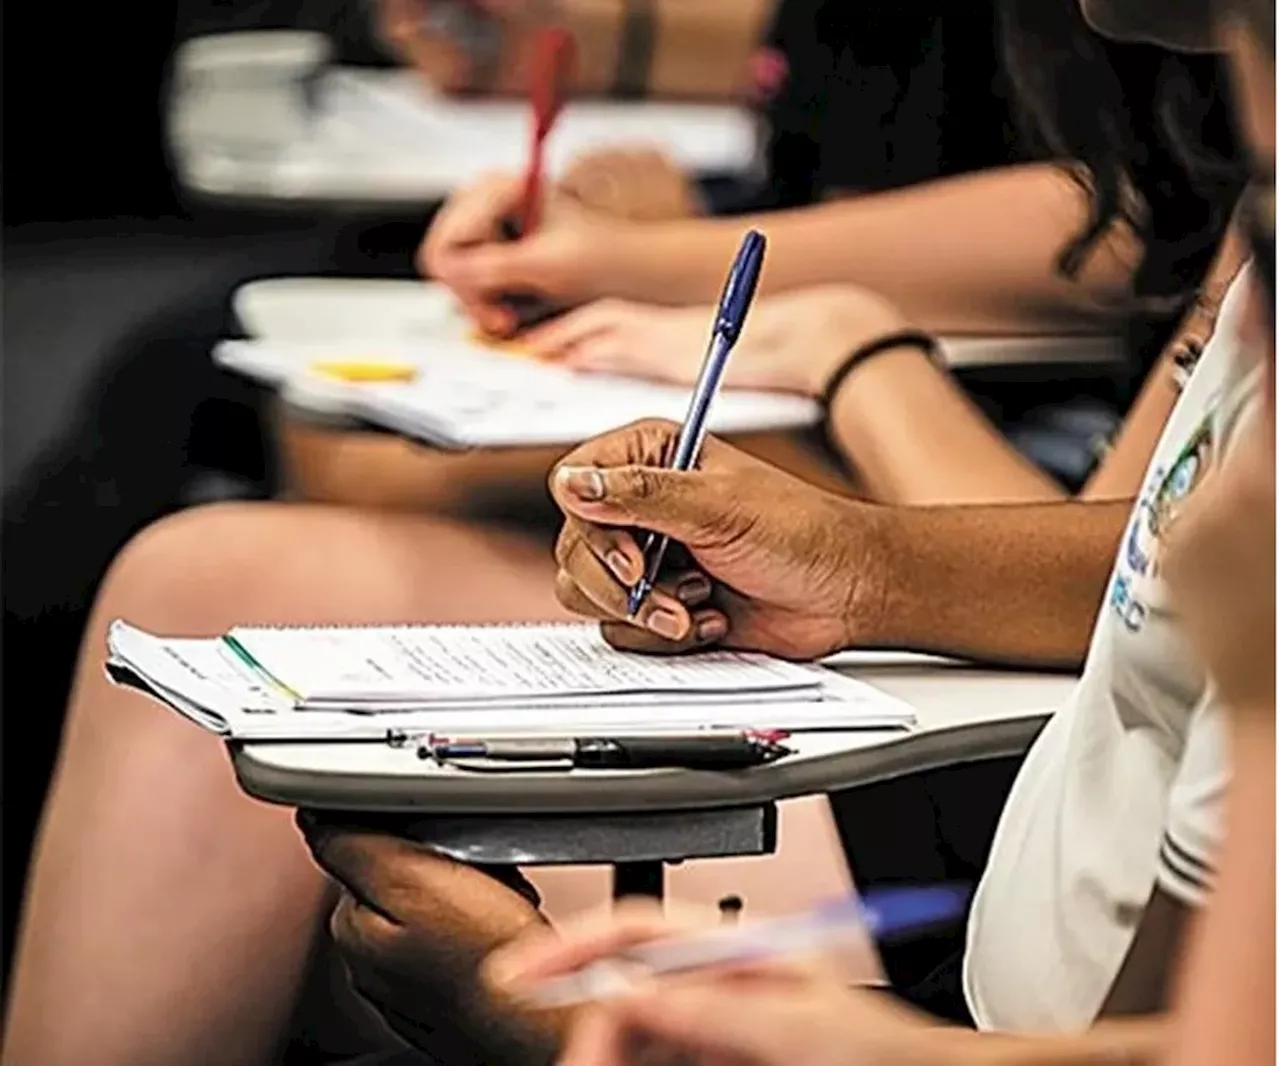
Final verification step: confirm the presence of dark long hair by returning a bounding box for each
[1000,0,1247,385]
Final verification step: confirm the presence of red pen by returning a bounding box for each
[518,26,577,235]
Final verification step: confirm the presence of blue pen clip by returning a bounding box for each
[626,229,768,617]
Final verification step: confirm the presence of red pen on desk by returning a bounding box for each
[518,26,577,234]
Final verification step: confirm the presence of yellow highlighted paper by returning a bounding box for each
[311,361,419,383]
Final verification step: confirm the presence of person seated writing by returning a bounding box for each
[474,20,1279,1062]
[294,0,1173,524]
[301,0,1243,532]
[300,256,1261,1065]
[292,3,1276,1061]
[0,3,1257,1066]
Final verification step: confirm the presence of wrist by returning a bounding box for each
[814,332,940,403]
[879,1021,990,1066]
[599,220,697,303]
[801,300,912,396]
[575,216,646,300]
[846,500,931,653]
[830,495,908,649]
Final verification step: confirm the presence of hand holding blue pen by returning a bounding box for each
[510,884,969,1009]
[626,230,768,616]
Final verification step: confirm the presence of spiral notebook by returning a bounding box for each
[105,620,916,741]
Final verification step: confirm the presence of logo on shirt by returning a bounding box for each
[1110,415,1215,633]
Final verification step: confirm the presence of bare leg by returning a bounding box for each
[4,502,569,1066]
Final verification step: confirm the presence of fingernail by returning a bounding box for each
[646,609,686,641]
[695,614,728,643]
[606,549,634,582]
[558,466,605,501]
[675,575,711,605]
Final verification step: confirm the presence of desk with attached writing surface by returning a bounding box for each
[169,37,759,211]
[232,654,1077,900]
[231,276,1125,511]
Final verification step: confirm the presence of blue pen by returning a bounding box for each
[521,883,970,1008]
[626,229,768,617]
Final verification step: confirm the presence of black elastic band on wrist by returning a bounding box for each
[613,0,656,99]
[819,330,941,414]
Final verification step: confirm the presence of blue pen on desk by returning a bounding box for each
[626,229,768,617]
[521,883,970,1009]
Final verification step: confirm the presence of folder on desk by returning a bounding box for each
[214,336,819,449]
[105,620,916,742]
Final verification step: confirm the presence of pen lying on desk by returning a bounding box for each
[422,730,791,770]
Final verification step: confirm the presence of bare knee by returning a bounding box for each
[92,501,564,640]
[94,502,293,637]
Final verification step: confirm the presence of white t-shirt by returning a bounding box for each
[963,267,1261,1032]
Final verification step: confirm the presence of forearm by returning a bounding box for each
[826,344,1066,505]
[1080,352,1181,500]
[611,164,1141,332]
[866,497,1130,668]
[944,1017,1168,1066]
[1082,222,1249,500]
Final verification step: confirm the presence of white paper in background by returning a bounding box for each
[171,56,758,202]
[212,337,820,447]
[313,69,758,178]
[232,279,459,342]
[229,277,1127,376]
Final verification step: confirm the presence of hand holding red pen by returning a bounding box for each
[419,27,596,335]
[490,26,580,330]
[422,172,610,335]
[519,26,577,234]
[420,27,705,335]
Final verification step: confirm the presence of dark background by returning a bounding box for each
[1,0,1108,995]
[1,0,435,981]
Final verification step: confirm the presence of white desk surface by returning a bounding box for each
[233,277,1125,370]
[233,654,1078,814]
[170,54,757,206]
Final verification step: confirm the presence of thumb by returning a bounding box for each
[552,464,731,540]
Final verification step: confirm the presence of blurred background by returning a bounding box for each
[3,0,1044,995]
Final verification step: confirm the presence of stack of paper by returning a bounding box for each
[214,336,819,449]
[106,621,916,741]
